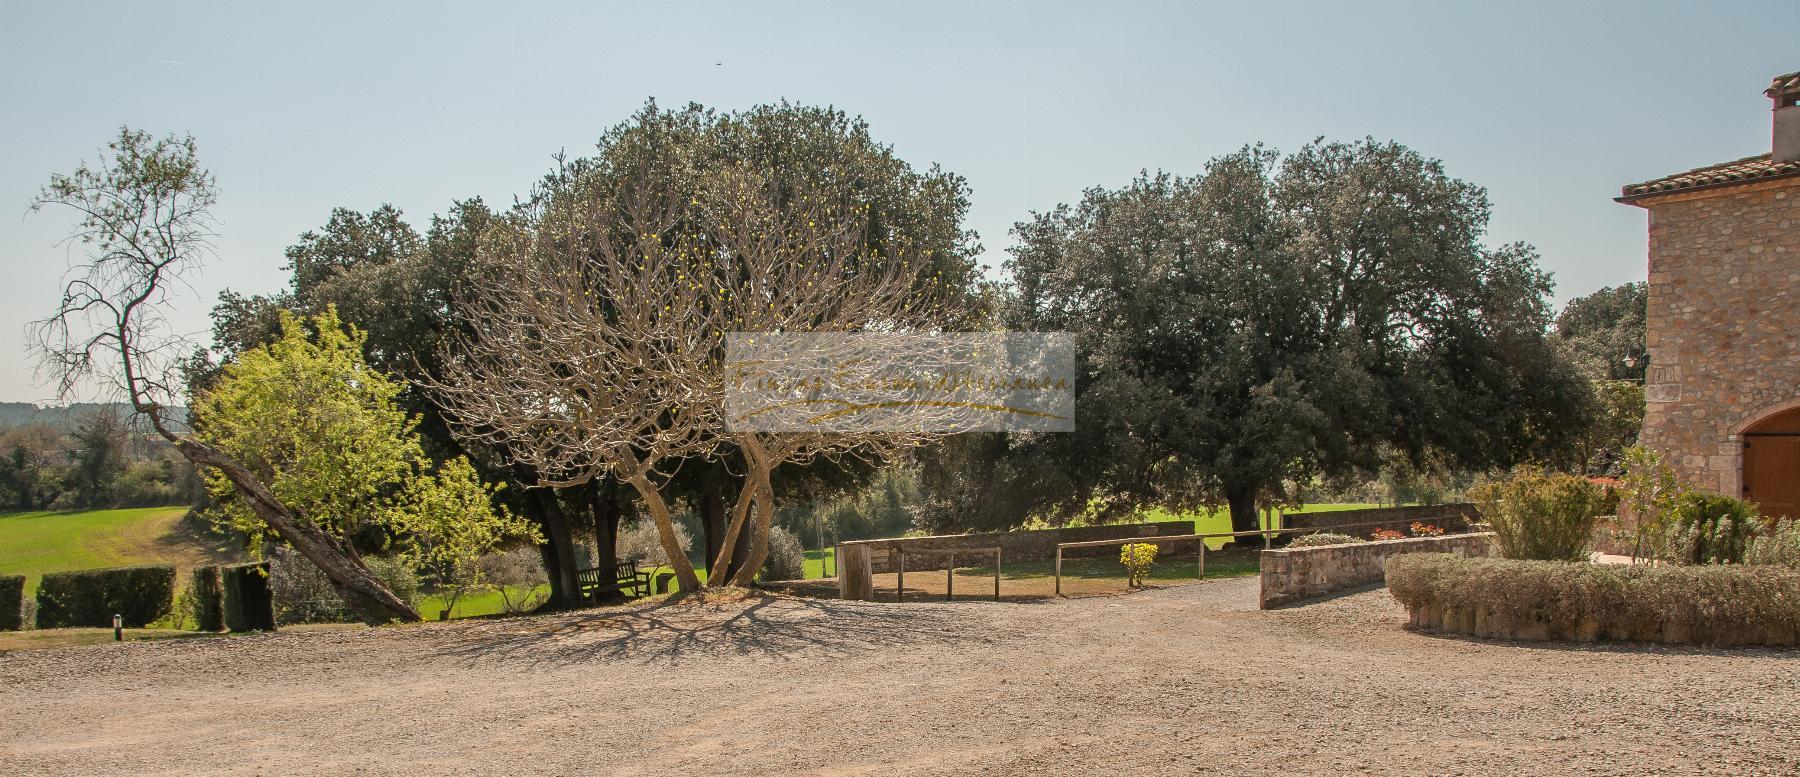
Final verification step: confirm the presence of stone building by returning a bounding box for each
[1617,71,1800,519]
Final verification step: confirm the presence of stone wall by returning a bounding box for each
[1257,532,1494,609]
[1636,177,1800,494]
[842,521,1197,574]
[1278,504,1479,538]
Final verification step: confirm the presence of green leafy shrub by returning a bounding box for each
[0,575,24,631]
[35,565,175,628]
[1745,518,1800,569]
[1288,533,1365,548]
[191,566,225,632]
[221,561,275,632]
[1666,493,1760,565]
[1470,469,1607,561]
[1386,553,1800,646]
[270,548,416,625]
[760,526,806,582]
[363,556,419,610]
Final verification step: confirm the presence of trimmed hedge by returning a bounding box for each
[35,565,176,629]
[221,561,275,632]
[1387,553,1800,647]
[191,566,225,632]
[1,575,24,631]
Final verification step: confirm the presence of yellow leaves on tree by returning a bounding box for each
[194,306,537,573]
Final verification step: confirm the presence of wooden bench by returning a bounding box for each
[575,561,649,602]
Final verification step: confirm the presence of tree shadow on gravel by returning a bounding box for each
[432,593,1013,667]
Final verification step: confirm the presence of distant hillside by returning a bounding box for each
[0,402,188,431]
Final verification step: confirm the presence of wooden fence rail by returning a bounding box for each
[1052,519,1478,596]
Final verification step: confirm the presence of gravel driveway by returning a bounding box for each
[2,578,1795,776]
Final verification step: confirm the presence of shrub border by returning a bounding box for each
[1386,553,1800,647]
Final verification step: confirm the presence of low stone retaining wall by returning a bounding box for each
[1279,503,1479,538]
[842,521,1196,574]
[1258,532,1494,609]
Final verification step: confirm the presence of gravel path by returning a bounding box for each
[3,578,1796,776]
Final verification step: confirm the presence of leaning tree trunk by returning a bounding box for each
[707,473,761,586]
[728,437,777,588]
[174,439,419,625]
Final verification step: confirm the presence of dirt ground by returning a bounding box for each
[2,578,1796,776]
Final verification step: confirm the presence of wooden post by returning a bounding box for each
[1198,542,1206,579]
[837,544,873,601]
[1055,546,1063,597]
[946,551,955,601]
[896,548,906,603]
[994,548,1002,601]
[814,512,826,579]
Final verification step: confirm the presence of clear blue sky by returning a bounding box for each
[2,0,1794,403]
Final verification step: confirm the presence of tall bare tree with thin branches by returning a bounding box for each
[30,128,421,624]
[431,161,963,590]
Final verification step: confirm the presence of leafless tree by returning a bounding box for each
[29,128,419,623]
[431,162,965,590]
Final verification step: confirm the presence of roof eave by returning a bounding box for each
[1615,168,1800,206]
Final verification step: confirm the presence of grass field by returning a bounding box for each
[0,507,239,595]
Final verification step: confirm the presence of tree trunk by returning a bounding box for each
[728,436,776,587]
[705,475,759,587]
[615,451,703,591]
[532,486,583,608]
[174,439,419,625]
[1225,483,1260,538]
[698,466,729,582]
[588,479,625,604]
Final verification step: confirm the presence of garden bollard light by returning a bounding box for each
[113,613,122,641]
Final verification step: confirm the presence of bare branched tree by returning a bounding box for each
[432,162,963,591]
[29,127,420,624]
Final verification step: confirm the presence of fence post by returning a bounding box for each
[837,544,873,601]
[994,548,1001,601]
[1054,546,1063,597]
[896,549,906,603]
[946,551,954,602]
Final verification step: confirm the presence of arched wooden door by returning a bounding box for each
[1743,405,1800,520]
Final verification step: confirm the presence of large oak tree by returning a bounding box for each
[965,139,1589,534]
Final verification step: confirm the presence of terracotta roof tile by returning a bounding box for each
[1619,153,1800,199]
[1768,71,1800,99]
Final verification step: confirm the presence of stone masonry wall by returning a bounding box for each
[1258,532,1494,609]
[1639,178,1800,494]
[842,521,1197,574]
[1278,503,1478,537]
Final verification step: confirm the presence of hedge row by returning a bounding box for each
[1387,553,1800,647]
[192,561,275,632]
[1,575,24,631]
[35,565,176,629]
[192,565,225,632]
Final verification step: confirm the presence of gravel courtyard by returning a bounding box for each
[2,577,1796,776]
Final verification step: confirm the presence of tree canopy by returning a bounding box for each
[196,307,535,574]
[931,139,1591,533]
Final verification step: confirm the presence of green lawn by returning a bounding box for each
[420,585,552,621]
[1142,502,1383,549]
[0,507,235,595]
